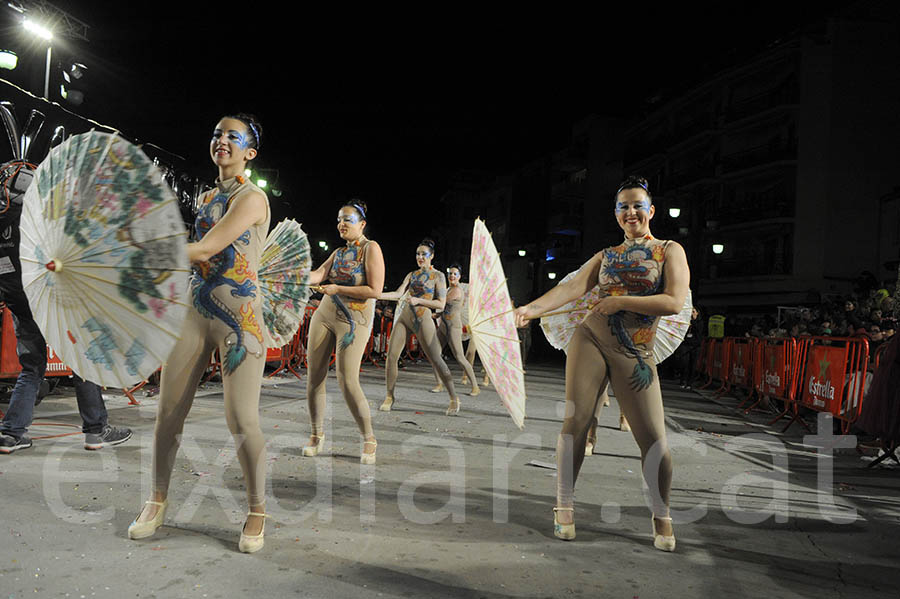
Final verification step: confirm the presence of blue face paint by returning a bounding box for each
[337,213,361,224]
[211,129,251,150]
[615,199,652,215]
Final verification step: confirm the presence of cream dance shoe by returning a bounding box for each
[128,499,168,540]
[430,383,444,393]
[652,516,676,552]
[619,413,631,432]
[238,511,268,554]
[360,439,377,465]
[469,385,480,397]
[446,397,461,416]
[302,435,325,457]
[379,395,394,412]
[553,507,575,540]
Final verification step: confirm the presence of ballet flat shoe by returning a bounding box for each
[302,435,325,457]
[430,384,444,393]
[360,439,377,465]
[553,507,576,540]
[619,414,631,432]
[128,499,168,540]
[652,516,676,552]
[469,386,480,397]
[379,396,394,412]
[446,397,461,416]
[238,511,268,554]
[584,441,594,456]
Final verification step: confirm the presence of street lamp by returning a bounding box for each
[712,244,724,255]
[22,19,53,100]
[548,272,557,280]
[518,249,526,257]
[668,208,681,218]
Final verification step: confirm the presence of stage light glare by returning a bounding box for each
[669,208,681,218]
[23,19,52,40]
[712,244,724,254]
[256,179,267,189]
[518,250,526,257]
[0,50,18,70]
[548,272,557,280]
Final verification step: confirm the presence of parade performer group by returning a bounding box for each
[3,102,690,555]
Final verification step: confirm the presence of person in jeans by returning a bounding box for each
[0,161,131,454]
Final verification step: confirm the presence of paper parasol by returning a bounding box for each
[468,218,526,429]
[259,219,312,348]
[19,131,190,388]
[540,266,692,362]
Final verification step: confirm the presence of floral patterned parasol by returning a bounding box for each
[258,219,312,348]
[18,131,190,388]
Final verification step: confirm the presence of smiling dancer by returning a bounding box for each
[379,239,461,415]
[429,263,479,396]
[129,113,272,553]
[302,200,384,464]
[515,176,689,551]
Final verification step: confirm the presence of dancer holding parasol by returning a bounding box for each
[128,114,274,553]
[515,176,689,551]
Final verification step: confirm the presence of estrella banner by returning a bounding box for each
[730,341,753,386]
[761,343,787,396]
[801,344,846,413]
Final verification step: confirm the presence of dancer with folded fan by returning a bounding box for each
[302,200,384,464]
[379,238,462,415]
[515,176,689,551]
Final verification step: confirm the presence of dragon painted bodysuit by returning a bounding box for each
[385,266,457,400]
[151,176,271,507]
[306,238,376,440]
[557,234,674,518]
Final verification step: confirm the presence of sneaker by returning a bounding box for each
[84,425,133,450]
[0,433,33,454]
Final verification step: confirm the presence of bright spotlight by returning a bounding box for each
[256,179,267,189]
[548,272,557,280]
[244,169,252,178]
[668,208,681,218]
[712,244,724,254]
[318,241,327,248]
[518,249,526,257]
[23,19,53,40]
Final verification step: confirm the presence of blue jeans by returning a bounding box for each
[0,277,108,439]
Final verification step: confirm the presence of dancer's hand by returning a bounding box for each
[514,305,536,328]
[408,296,421,306]
[319,284,340,296]
[591,296,623,315]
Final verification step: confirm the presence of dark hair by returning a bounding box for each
[447,262,463,274]
[418,238,436,252]
[341,199,367,220]
[223,113,263,150]
[616,175,652,202]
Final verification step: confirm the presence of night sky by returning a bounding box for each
[2,1,856,280]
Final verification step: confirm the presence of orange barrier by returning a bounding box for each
[0,307,73,380]
[777,336,870,434]
[722,337,759,404]
[745,337,798,419]
[698,338,730,394]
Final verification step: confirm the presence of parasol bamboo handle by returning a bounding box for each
[527,303,598,321]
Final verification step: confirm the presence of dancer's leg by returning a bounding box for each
[606,353,672,534]
[415,314,459,413]
[447,325,478,395]
[305,306,336,443]
[138,312,213,523]
[382,317,410,410]
[220,338,268,535]
[557,324,609,520]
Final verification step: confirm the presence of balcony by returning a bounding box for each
[726,81,798,123]
[721,139,797,174]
